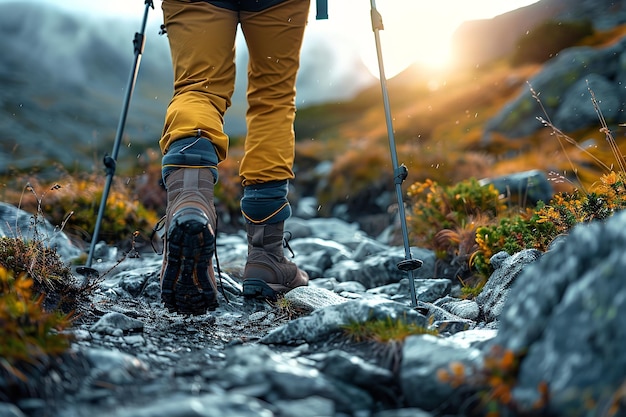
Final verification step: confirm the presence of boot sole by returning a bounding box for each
[161,210,218,315]
[242,278,280,301]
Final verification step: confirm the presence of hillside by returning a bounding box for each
[0,2,173,173]
[293,7,626,223]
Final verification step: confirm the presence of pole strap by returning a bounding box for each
[394,164,408,185]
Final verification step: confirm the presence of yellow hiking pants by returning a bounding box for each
[159,0,310,186]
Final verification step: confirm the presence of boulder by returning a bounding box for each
[553,73,621,132]
[492,210,626,415]
[479,169,553,206]
[484,39,624,139]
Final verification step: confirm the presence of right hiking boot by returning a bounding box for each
[242,222,309,301]
[160,168,218,315]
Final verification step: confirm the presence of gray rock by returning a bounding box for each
[13,206,626,417]
[90,312,145,335]
[400,334,483,411]
[84,348,150,386]
[215,234,248,269]
[0,403,26,417]
[288,237,353,277]
[220,344,373,414]
[489,251,511,270]
[273,396,335,417]
[111,393,274,417]
[475,249,542,322]
[553,73,621,132]
[118,270,152,297]
[286,217,363,242]
[315,350,394,389]
[430,320,471,335]
[493,211,626,416]
[485,40,623,139]
[433,296,480,321]
[479,169,553,205]
[373,409,433,417]
[284,286,350,311]
[308,277,342,291]
[414,279,452,303]
[334,281,367,293]
[446,329,497,349]
[326,247,436,289]
[417,301,474,326]
[261,298,426,345]
[294,196,321,220]
[369,278,451,304]
[352,237,391,262]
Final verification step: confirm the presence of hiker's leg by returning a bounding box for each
[238,0,310,186]
[159,0,238,163]
[158,0,239,314]
[239,0,311,299]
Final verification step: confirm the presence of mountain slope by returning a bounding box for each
[452,0,626,67]
[0,2,173,173]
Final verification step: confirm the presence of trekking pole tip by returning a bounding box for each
[75,266,100,280]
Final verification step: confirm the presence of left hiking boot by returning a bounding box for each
[242,222,308,300]
[160,168,218,314]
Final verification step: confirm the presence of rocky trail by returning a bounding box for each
[1,202,626,417]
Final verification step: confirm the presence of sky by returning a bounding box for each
[9,0,540,78]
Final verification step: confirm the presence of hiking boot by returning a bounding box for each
[160,168,218,314]
[242,222,308,300]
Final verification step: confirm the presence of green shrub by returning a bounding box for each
[13,177,160,246]
[406,170,626,295]
[473,171,626,277]
[0,237,72,288]
[0,265,72,381]
[406,178,505,249]
[473,208,557,277]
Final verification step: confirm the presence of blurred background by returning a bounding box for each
[2,0,625,240]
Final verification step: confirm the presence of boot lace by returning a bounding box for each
[283,231,295,258]
[150,215,166,255]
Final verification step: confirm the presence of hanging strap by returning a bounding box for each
[316,0,328,19]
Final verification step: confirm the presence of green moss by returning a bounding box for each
[342,316,438,344]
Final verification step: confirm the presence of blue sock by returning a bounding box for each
[241,180,291,224]
[162,137,219,183]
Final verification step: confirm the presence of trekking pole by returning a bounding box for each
[77,0,154,279]
[369,0,422,307]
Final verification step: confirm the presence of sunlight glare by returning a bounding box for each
[353,0,541,78]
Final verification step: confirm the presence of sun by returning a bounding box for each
[352,0,541,78]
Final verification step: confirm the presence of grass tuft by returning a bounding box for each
[342,316,438,344]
